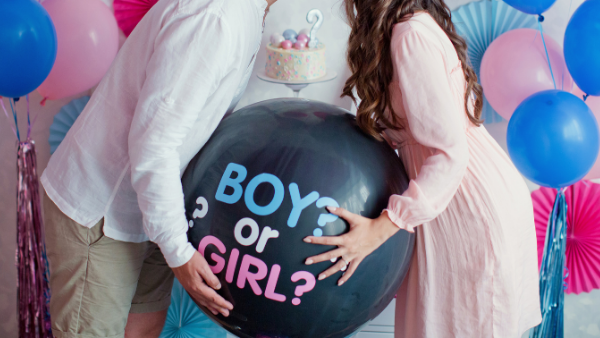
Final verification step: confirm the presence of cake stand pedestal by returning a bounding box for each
[257,70,338,98]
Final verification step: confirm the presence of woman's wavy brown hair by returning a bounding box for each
[341,0,483,139]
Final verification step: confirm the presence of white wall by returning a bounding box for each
[1,0,598,337]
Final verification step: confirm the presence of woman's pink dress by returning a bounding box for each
[382,13,542,338]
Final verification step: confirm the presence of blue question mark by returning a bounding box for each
[313,197,340,237]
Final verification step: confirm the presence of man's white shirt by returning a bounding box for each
[41,0,268,267]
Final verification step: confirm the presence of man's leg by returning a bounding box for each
[44,194,150,338]
[125,243,175,338]
[124,311,167,338]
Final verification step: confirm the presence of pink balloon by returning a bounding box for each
[573,85,600,180]
[480,29,573,120]
[38,0,118,101]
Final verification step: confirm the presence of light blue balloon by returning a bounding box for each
[507,90,599,188]
[564,0,600,96]
[0,0,57,98]
[282,29,298,43]
[503,0,556,15]
[159,279,228,338]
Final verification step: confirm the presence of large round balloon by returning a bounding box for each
[564,0,600,96]
[503,0,556,15]
[37,0,119,101]
[182,99,414,338]
[480,28,572,120]
[572,85,600,180]
[0,0,56,98]
[507,90,600,188]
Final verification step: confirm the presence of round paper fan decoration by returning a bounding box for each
[451,0,537,124]
[532,181,600,294]
[49,96,90,154]
[159,279,228,338]
[113,0,159,37]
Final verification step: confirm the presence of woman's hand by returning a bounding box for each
[304,207,399,286]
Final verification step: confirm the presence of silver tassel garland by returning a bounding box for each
[16,140,52,338]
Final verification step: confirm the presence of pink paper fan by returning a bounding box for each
[532,181,600,294]
[113,0,159,37]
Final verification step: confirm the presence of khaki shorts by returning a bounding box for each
[44,194,174,338]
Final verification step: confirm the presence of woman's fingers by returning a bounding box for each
[337,258,362,286]
[305,247,346,265]
[303,234,345,246]
[326,206,360,223]
[317,258,351,281]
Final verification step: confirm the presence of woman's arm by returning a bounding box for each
[385,26,469,233]
[305,26,469,284]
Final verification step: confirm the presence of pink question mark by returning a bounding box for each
[290,271,316,305]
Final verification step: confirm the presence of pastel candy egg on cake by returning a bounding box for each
[282,29,298,43]
[281,40,293,50]
[296,34,309,45]
[270,33,285,47]
[294,41,307,50]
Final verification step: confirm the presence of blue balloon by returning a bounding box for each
[0,0,57,98]
[507,90,600,188]
[503,0,556,15]
[564,0,600,96]
[282,29,298,43]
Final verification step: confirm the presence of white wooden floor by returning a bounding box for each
[354,300,395,338]
[224,300,396,338]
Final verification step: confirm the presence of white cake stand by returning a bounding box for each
[257,70,338,98]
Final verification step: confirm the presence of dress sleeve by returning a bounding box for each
[384,27,469,233]
[128,12,234,268]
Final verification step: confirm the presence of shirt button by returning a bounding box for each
[164,97,174,104]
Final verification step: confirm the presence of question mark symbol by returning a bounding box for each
[189,196,209,228]
[291,271,316,305]
[313,197,339,236]
[307,9,324,49]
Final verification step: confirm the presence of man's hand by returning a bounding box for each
[172,251,233,316]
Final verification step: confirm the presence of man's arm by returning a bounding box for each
[128,10,234,316]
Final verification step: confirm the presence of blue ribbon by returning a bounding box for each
[537,16,557,90]
[10,98,21,142]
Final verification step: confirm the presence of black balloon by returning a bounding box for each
[183,99,414,338]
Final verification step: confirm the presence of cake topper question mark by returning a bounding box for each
[290,271,316,305]
[307,9,324,49]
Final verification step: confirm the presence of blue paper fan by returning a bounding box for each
[159,279,228,338]
[48,96,90,154]
[451,0,537,123]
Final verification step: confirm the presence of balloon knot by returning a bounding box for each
[538,15,545,22]
[13,97,20,102]
[40,97,48,106]
[583,94,589,102]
